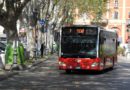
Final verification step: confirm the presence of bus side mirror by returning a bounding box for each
[103,38,106,41]
[117,41,120,46]
[101,40,103,44]
[100,39,104,44]
[101,38,106,43]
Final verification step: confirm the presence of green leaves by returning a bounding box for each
[61,0,107,23]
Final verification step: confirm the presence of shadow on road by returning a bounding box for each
[60,68,115,75]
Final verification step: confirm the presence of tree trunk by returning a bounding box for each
[4,22,19,43]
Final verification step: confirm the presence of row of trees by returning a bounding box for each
[0,0,108,44]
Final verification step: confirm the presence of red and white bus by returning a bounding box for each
[58,25,118,73]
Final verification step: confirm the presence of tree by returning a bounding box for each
[50,0,108,27]
[0,0,31,42]
[0,0,108,42]
[0,0,32,69]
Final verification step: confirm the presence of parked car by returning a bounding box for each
[0,34,7,44]
[0,42,6,68]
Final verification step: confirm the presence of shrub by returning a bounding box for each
[117,46,125,55]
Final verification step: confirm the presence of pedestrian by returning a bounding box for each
[40,43,45,57]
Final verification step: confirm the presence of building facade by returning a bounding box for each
[74,0,130,44]
[106,0,130,44]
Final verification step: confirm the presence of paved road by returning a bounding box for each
[0,55,130,90]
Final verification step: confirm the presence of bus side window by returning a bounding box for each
[117,41,120,46]
[100,31,105,44]
[100,39,103,44]
[101,38,106,44]
[103,38,106,41]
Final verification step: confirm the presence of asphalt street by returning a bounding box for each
[0,55,130,90]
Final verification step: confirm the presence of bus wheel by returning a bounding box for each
[65,70,71,74]
[111,58,115,69]
[103,58,106,70]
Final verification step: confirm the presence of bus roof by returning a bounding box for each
[104,29,117,34]
[62,25,99,28]
[62,25,117,34]
[106,29,117,32]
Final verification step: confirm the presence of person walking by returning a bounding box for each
[40,43,45,57]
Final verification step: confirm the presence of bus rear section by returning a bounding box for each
[58,25,117,73]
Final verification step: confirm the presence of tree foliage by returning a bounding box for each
[0,0,31,26]
[51,0,108,25]
[73,0,107,20]
[0,0,108,42]
[0,0,31,41]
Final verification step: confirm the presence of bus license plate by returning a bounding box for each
[76,67,80,69]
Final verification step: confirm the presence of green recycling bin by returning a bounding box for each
[5,42,25,65]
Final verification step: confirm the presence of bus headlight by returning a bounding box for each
[77,59,81,63]
[91,62,99,67]
[59,61,66,66]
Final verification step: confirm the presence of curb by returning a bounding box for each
[26,56,50,70]
[0,71,19,81]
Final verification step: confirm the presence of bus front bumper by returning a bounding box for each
[58,58,104,71]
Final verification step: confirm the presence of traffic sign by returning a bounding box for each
[39,19,45,26]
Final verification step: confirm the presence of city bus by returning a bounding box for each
[58,25,118,73]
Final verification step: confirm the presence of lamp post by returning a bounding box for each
[45,14,49,55]
[32,8,38,60]
[51,30,54,54]
[12,39,18,70]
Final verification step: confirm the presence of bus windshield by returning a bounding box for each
[61,27,98,58]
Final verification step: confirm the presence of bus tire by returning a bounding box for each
[65,70,71,74]
[111,58,115,69]
[103,58,106,70]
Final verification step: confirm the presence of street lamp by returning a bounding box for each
[45,14,50,55]
[32,8,38,60]
[51,30,54,54]
[11,40,18,70]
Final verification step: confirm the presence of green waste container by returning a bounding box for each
[5,42,25,65]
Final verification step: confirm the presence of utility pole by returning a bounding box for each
[45,14,49,55]
[11,39,18,70]
[51,30,54,54]
[31,8,38,60]
[45,19,48,55]
[98,0,102,21]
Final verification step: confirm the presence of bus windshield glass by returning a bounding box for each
[61,27,98,58]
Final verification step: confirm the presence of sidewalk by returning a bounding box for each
[0,70,18,81]
[26,55,50,69]
[0,54,56,81]
[118,55,130,63]
[0,57,46,81]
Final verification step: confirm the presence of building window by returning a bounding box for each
[128,36,130,39]
[114,0,118,9]
[128,12,130,18]
[113,11,118,19]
